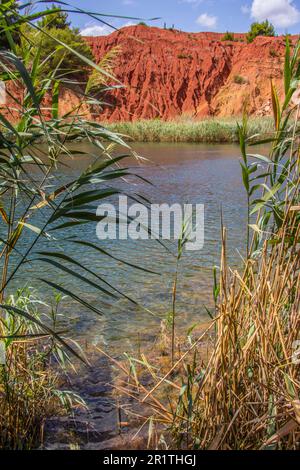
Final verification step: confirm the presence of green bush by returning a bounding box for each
[19,6,93,78]
[222,31,234,41]
[246,20,275,43]
[233,75,248,85]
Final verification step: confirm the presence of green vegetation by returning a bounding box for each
[246,20,275,43]
[1,0,299,453]
[285,34,293,47]
[0,1,20,49]
[0,289,85,449]
[0,1,139,449]
[121,37,300,450]
[233,74,248,84]
[107,117,273,143]
[177,53,192,59]
[269,47,280,58]
[18,6,93,78]
[222,31,234,41]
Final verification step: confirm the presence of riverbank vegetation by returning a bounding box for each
[1,0,299,452]
[0,288,86,449]
[0,1,139,449]
[117,38,300,449]
[107,117,273,143]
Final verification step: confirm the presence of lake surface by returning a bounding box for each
[12,142,249,448]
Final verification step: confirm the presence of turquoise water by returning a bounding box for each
[12,142,248,353]
[8,142,249,448]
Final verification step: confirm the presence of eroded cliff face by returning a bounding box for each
[2,26,295,122]
[84,26,292,121]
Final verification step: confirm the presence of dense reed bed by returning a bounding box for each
[107,117,274,143]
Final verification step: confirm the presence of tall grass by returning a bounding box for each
[107,117,274,143]
[116,38,300,450]
[0,1,146,448]
[0,288,85,449]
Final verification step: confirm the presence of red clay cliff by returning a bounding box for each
[2,26,296,122]
[83,25,294,121]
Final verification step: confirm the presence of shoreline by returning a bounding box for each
[106,117,273,143]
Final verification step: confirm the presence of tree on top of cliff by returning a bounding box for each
[21,5,92,79]
[246,20,275,43]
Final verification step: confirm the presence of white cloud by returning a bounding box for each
[80,21,137,36]
[250,0,300,28]
[196,13,217,28]
[121,21,138,28]
[122,0,136,5]
[80,24,112,36]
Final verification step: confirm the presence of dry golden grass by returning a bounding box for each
[0,339,61,449]
[185,220,300,449]
[110,212,299,449]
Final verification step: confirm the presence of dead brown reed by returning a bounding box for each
[111,210,299,449]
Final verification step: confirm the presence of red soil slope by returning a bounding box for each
[1,26,296,123]
[84,25,294,121]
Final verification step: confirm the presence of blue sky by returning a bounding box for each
[31,1,300,35]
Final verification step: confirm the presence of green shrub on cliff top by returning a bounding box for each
[222,31,234,41]
[246,20,275,43]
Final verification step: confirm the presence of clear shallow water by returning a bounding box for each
[8,142,249,448]
[14,142,248,347]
